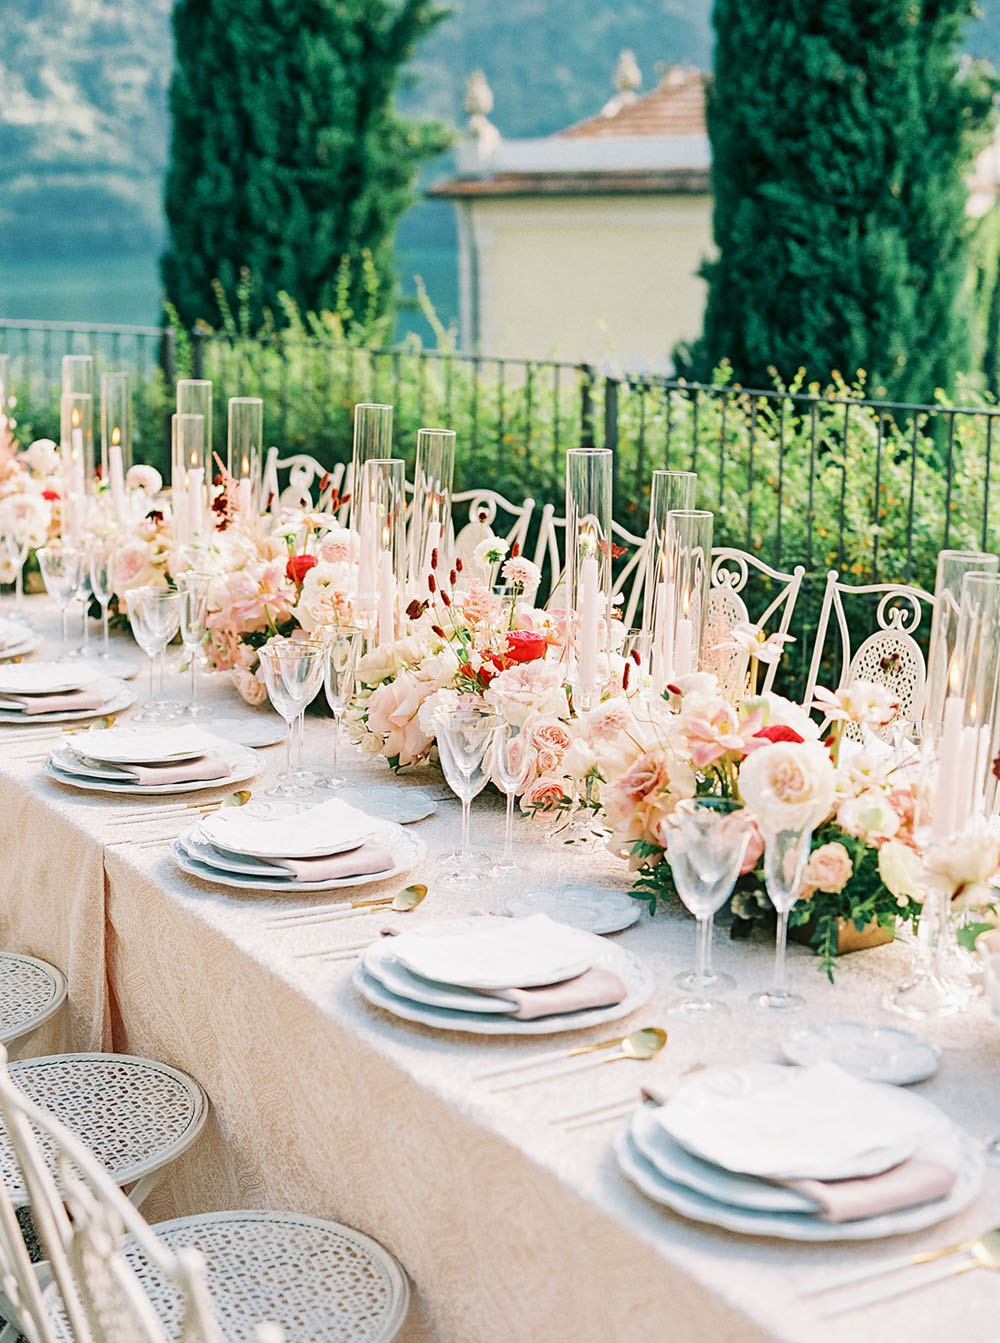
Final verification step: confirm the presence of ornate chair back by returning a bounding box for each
[699,550,806,699]
[451,489,535,577]
[261,450,344,514]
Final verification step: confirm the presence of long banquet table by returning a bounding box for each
[1,597,999,1342]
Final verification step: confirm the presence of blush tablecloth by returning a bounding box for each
[1,599,999,1343]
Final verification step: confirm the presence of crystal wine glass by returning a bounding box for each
[492,721,530,875]
[176,572,213,717]
[257,638,325,798]
[435,707,501,885]
[125,586,183,721]
[88,536,116,659]
[71,567,94,659]
[318,625,362,790]
[664,798,754,1015]
[37,546,83,659]
[0,526,31,623]
[751,823,814,1012]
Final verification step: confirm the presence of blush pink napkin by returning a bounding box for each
[480,967,627,1021]
[784,1156,957,1223]
[3,688,106,715]
[263,844,395,883]
[102,753,230,787]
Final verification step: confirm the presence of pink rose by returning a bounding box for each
[521,775,571,815]
[531,721,572,756]
[366,672,434,766]
[616,751,667,807]
[110,540,161,595]
[233,667,269,706]
[803,841,853,895]
[740,821,765,875]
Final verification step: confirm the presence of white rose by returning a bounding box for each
[738,739,836,832]
[126,465,163,496]
[878,840,927,906]
[562,738,598,780]
[836,788,901,844]
[20,438,60,477]
[484,660,568,727]
[923,823,1000,910]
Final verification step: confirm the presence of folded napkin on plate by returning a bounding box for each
[1,688,105,715]
[784,1156,957,1223]
[480,967,626,1021]
[262,843,394,882]
[100,753,230,787]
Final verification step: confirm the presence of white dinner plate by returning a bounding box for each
[0,680,134,724]
[362,953,519,1014]
[44,742,261,796]
[194,714,288,748]
[62,723,223,765]
[171,823,426,893]
[0,662,104,695]
[629,1107,822,1214]
[177,830,336,879]
[504,886,641,935]
[197,796,379,859]
[781,1021,941,1086]
[658,1063,944,1182]
[354,939,654,1035]
[387,914,601,991]
[336,785,438,824]
[615,1124,983,1242]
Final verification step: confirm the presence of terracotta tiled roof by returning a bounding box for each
[559,68,707,140]
[428,168,710,199]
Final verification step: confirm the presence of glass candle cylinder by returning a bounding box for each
[409,427,455,595]
[62,354,94,397]
[565,448,613,706]
[952,571,1000,824]
[227,397,263,517]
[641,469,697,683]
[178,379,213,466]
[358,457,406,646]
[100,372,133,524]
[0,354,9,426]
[662,510,714,682]
[348,403,393,528]
[924,549,998,739]
[59,392,93,544]
[172,413,206,549]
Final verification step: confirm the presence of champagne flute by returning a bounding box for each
[88,536,116,659]
[37,546,83,659]
[750,823,814,1012]
[434,708,501,885]
[492,721,530,875]
[125,586,183,720]
[319,626,362,790]
[664,799,753,1015]
[176,573,212,717]
[257,639,325,798]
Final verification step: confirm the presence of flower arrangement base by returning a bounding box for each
[790,917,894,955]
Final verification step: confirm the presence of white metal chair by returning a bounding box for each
[802,570,935,732]
[0,1048,409,1343]
[0,957,66,1051]
[261,450,344,513]
[702,550,806,699]
[451,488,535,579]
[531,507,646,620]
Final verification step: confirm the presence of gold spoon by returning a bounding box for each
[64,714,117,734]
[489,1029,668,1094]
[290,888,428,953]
[121,789,253,822]
[803,1225,1000,1298]
[273,884,427,929]
[474,1026,666,1082]
[8,714,118,748]
[821,1231,1000,1316]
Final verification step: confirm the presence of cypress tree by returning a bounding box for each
[683,1,996,401]
[162,0,449,330]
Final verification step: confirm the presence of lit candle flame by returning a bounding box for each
[72,408,81,428]
[241,455,250,477]
[948,655,963,696]
[111,426,121,447]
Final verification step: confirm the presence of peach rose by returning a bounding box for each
[109,540,162,597]
[233,667,268,706]
[521,775,571,814]
[531,720,572,755]
[740,820,765,874]
[803,841,853,895]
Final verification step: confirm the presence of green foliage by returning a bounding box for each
[161,0,451,331]
[684,0,998,404]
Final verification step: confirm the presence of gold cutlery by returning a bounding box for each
[119,789,253,822]
[473,1027,666,1082]
[488,1029,668,1094]
[802,1224,1000,1298]
[273,884,427,932]
[7,715,118,749]
[818,1231,1000,1316]
[553,1082,671,1129]
[304,928,399,962]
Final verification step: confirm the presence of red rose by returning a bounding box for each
[459,661,496,688]
[286,553,317,584]
[753,724,805,745]
[505,630,547,664]
[42,488,61,501]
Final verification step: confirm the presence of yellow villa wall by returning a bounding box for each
[460,194,714,367]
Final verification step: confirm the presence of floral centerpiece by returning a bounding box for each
[0,423,61,579]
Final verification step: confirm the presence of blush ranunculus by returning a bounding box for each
[286,553,318,584]
[505,630,548,664]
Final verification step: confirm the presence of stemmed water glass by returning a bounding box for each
[257,639,325,798]
[664,798,754,1016]
[434,707,501,886]
[0,525,31,624]
[319,626,361,790]
[751,822,814,1012]
[72,567,94,659]
[37,547,83,659]
[88,537,116,659]
[126,586,183,721]
[493,722,530,875]
[176,573,212,717]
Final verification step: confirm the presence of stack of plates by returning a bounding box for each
[355,913,654,1035]
[615,1062,983,1240]
[0,663,134,723]
[0,617,38,661]
[172,796,426,892]
[44,724,261,796]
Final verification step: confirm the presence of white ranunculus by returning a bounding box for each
[125,464,163,496]
[738,739,836,832]
[20,438,60,477]
[923,823,1000,910]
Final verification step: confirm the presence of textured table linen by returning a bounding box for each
[1,598,999,1342]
